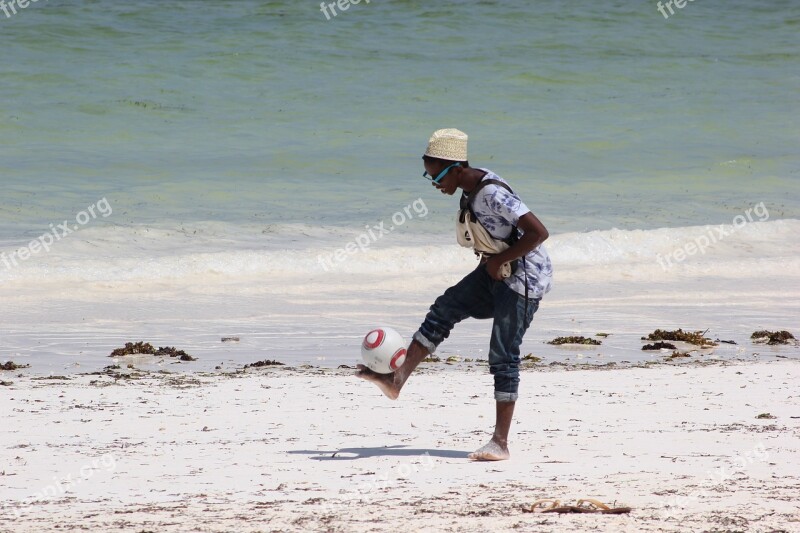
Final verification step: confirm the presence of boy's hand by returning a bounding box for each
[484,212,550,282]
[485,256,506,281]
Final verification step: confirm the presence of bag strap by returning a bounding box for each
[459,178,520,245]
[460,178,514,216]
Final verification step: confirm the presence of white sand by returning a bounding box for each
[1,360,799,532]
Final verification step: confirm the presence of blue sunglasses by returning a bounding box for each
[423,162,461,184]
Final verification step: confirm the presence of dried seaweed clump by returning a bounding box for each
[1,361,31,371]
[666,351,692,360]
[244,360,285,369]
[750,330,796,345]
[641,329,717,347]
[154,346,197,361]
[547,336,602,346]
[110,342,156,357]
[109,342,196,361]
[642,342,677,351]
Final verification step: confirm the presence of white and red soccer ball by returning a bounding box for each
[361,327,407,374]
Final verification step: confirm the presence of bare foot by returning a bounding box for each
[468,438,510,461]
[355,364,400,400]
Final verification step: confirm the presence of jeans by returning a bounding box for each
[413,263,539,402]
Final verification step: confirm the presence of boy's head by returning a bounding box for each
[422,128,469,194]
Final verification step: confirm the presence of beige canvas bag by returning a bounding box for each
[456,179,521,279]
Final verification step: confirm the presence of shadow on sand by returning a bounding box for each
[288,445,470,460]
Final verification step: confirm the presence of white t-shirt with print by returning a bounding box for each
[467,169,553,299]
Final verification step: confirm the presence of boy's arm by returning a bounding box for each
[486,212,549,281]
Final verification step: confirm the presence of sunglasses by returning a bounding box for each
[422,162,461,184]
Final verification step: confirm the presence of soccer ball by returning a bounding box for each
[361,327,407,374]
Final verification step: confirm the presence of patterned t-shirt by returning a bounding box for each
[468,169,553,299]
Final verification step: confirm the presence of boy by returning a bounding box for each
[357,128,552,461]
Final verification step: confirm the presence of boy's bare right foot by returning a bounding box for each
[355,365,400,400]
[468,437,511,461]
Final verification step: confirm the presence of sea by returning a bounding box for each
[1,0,798,374]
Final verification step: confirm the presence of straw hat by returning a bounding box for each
[424,128,468,162]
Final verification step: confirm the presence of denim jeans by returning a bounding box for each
[413,263,539,402]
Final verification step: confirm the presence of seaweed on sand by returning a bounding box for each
[641,329,717,347]
[666,351,692,360]
[244,360,285,369]
[109,342,197,361]
[547,336,602,346]
[110,342,156,357]
[1,361,30,370]
[154,346,197,361]
[642,342,677,351]
[750,330,796,345]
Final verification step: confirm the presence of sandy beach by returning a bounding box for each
[3,1,799,532]
[2,359,798,532]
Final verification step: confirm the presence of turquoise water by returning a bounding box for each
[1,0,798,240]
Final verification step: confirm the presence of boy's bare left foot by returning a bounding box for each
[355,365,400,400]
[468,438,510,461]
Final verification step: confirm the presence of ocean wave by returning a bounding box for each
[0,219,797,286]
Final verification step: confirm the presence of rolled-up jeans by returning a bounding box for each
[413,263,539,402]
